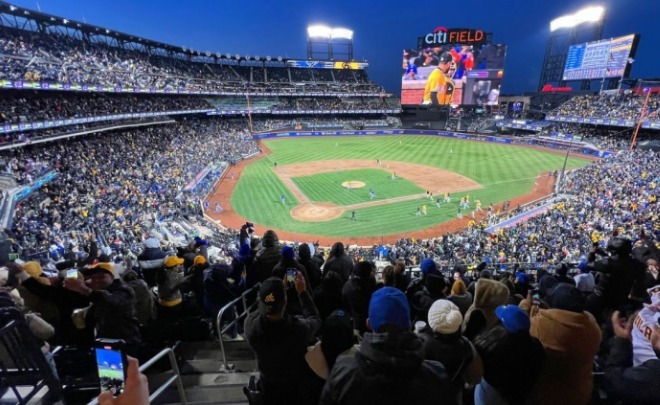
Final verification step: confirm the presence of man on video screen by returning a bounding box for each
[422,52,455,105]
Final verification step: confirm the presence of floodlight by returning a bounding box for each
[331,28,353,40]
[266,56,271,61]
[235,54,240,59]
[550,5,605,31]
[307,25,332,38]
[226,53,231,58]
[245,55,250,60]
[255,55,260,60]
[277,56,283,61]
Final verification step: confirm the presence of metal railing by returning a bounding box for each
[87,347,187,405]
[216,283,261,372]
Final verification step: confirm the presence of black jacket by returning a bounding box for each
[137,247,167,286]
[252,246,281,283]
[300,257,323,291]
[244,290,321,388]
[324,255,353,283]
[273,259,309,316]
[604,337,660,405]
[319,331,456,405]
[588,253,646,309]
[341,276,376,334]
[86,279,141,346]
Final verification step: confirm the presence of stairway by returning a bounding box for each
[150,339,257,405]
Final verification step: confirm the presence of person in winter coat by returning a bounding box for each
[603,310,660,405]
[252,230,282,283]
[448,278,473,316]
[342,261,377,336]
[304,309,357,403]
[204,262,244,339]
[411,274,448,324]
[15,262,141,354]
[520,283,601,405]
[323,242,353,283]
[137,237,166,287]
[417,300,483,404]
[586,237,646,321]
[406,258,442,303]
[16,261,60,326]
[123,270,156,326]
[273,245,310,316]
[473,305,545,405]
[462,278,509,339]
[298,243,322,291]
[319,287,456,405]
[244,275,321,405]
[467,262,489,297]
[381,259,410,292]
[155,256,192,319]
[313,271,345,321]
[185,255,209,314]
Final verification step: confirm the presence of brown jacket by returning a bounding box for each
[529,308,601,405]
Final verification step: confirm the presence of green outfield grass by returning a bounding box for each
[230,136,592,238]
[292,169,424,205]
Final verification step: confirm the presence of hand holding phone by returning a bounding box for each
[286,269,297,283]
[66,269,78,279]
[97,356,149,405]
[95,339,128,396]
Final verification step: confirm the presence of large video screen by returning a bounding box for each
[401,44,506,106]
[562,34,638,81]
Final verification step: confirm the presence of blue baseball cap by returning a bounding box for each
[420,258,439,276]
[495,305,530,333]
[368,287,410,333]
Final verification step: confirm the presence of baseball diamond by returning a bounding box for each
[207,135,592,244]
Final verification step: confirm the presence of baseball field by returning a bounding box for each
[209,135,593,243]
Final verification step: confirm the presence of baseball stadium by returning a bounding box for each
[0,1,658,404]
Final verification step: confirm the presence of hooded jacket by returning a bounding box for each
[323,243,353,283]
[137,245,167,286]
[320,331,455,405]
[252,230,281,283]
[604,337,660,405]
[299,243,323,290]
[530,308,601,405]
[463,279,509,334]
[587,250,646,310]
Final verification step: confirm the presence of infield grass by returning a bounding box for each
[230,136,592,238]
[292,169,423,205]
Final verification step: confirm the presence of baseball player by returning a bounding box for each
[422,52,456,105]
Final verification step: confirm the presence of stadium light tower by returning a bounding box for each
[538,5,605,92]
[307,25,354,61]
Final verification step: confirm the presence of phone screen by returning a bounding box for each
[286,269,296,283]
[66,269,78,279]
[95,346,126,396]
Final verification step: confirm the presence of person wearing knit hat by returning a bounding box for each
[411,273,448,324]
[137,236,167,287]
[448,278,473,316]
[320,287,454,404]
[406,258,441,304]
[417,299,483,402]
[252,230,281,283]
[244,275,321,405]
[520,283,601,405]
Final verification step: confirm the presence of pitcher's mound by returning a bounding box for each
[291,203,344,222]
[341,181,366,189]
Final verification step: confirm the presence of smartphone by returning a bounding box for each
[95,339,127,396]
[286,269,297,283]
[7,253,18,261]
[532,289,541,306]
[66,269,78,279]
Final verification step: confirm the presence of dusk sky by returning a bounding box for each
[10,0,660,94]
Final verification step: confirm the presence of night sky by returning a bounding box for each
[10,0,660,94]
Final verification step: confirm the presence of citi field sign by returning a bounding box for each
[418,27,492,48]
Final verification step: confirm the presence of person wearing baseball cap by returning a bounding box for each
[156,256,190,319]
[320,287,454,404]
[11,261,141,352]
[422,51,456,106]
[244,273,321,405]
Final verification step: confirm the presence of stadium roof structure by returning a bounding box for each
[0,1,287,65]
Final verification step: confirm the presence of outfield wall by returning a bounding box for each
[252,129,611,159]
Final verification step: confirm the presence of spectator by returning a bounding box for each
[273,245,310,316]
[320,287,455,405]
[522,283,601,405]
[313,271,345,321]
[603,310,660,404]
[574,260,595,294]
[138,237,166,287]
[448,278,473,316]
[122,270,156,326]
[323,242,353,283]
[473,305,545,405]
[155,256,190,320]
[411,273,448,324]
[462,278,509,339]
[252,230,281,283]
[341,261,377,336]
[203,262,243,340]
[406,257,442,302]
[514,272,532,298]
[298,243,322,291]
[244,275,321,405]
[417,300,483,403]
[304,309,357,403]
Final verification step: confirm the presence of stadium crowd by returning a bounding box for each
[0,28,382,94]
[551,93,660,122]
